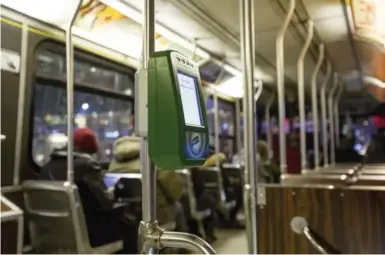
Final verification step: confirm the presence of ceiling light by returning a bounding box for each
[100,0,210,60]
[213,77,244,98]
[364,76,385,88]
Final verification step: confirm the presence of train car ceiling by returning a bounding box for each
[3,0,384,108]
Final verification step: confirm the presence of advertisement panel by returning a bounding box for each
[351,0,385,47]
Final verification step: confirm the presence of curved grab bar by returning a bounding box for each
[254,81,263,101]
[291,217,328,254]
[320,61,332,167]
[276,0,296,175]
[160,231,216,254]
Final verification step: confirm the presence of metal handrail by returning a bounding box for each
[328,73,339,166]
[276,0,296,176]
[254,81,263,101]
[297,20,314,171]
[66,0,83,184]
[311,44,325,170]
[320,61,332,167]
[160,231,216,254]
[334,84,343,147]
[290,217,328,254]
[138,1,217,254]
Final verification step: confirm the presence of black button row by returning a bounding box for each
[176,56,193,67]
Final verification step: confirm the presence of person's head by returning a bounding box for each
[74,128,99,154]
[112,136,140,162]
[257,140,269,162]
[208,145,215,157]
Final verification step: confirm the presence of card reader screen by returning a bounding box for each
[177,71,202,127]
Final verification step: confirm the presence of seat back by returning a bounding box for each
[192,167,231,204]
[111,173,142,202]
[176,169,199,219]
[191,167,219,196]
[221,164,243,201]
[112,173,176,230]
[22,180,91,254]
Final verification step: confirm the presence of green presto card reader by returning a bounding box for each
[148,50,209,169]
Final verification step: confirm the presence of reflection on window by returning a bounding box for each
[206,98,214,134]
[32,84,132,166]
[206,97,235,155]
[36,50,134,95]
[220,138,233,158]
[37,50,64,78]
[218,100,235,136]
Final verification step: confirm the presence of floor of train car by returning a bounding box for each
[213,212,247,254]
[214,229,247,254]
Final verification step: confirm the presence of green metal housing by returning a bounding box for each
[148,50,209,169]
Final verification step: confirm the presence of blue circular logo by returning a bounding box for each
[190,134,202,156]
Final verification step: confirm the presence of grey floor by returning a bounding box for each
[213,229,248,254]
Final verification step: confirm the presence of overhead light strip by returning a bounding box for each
[99,0,244,77]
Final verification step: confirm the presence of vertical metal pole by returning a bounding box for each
[141,0,156,224]
[328,73,339,166]
[265,95,275,158]
[214,92,220,167]
[235,99,242,153]
[297,20,314,171]
[334,84,343,147]
[276,0,295,176]
[320,62,332,167]
[311,44,324,170]
[138,1,217,253]
[66,0,82,183]
[13,23,28,186]
[240,0,257,253]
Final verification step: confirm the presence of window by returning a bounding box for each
[218,100,235,137]
[32,49,134,167]
[32,84,132,166]
[37,50,64,78]
[206,97,215,134]
[205,96,236,155]
[36,50,134,95]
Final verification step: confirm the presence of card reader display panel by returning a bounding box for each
[177,71,203,127]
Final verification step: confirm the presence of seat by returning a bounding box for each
[176,169,211,220]
[112,173,176,231]
[220,163,243,202]
[22,180,123,254]
[192,167,236,219]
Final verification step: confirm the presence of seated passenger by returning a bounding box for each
[203,151,226,167]
[38,128,138,253]
[192,147,228,241]
[108,136,188,232]
[232,145,272,183]
[257,140,280,182]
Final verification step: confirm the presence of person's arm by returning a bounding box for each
[157,170,184,203]
[203,153,226,167]
[83,160,115,211]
